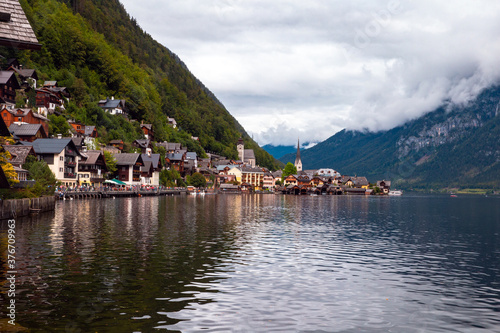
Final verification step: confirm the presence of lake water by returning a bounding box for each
[1,194,499,332]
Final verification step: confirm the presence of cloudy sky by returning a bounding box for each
[120,0,500,146]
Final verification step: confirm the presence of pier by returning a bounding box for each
[56,188,187,200]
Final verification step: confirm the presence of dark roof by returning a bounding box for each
[79,152,100,165]
[3,145,34,165]
[9,123,44,136]
[241,166,265,173]
[186,152,197,160]
[133,139,150,148]
[84,126,95,136]
[71,137,84,147]
[166,153,184,162]
[244,149,255,160]
[99,98,125,109]
[0,0,41,50]
[141,153,160,169]
[12,68,37,79]
[141,124,152,130]
[4,108,48,121]
[0,71,18,85]
[113,153,143,166]
[23,138,82,156]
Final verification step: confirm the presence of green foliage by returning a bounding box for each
[48,114,72,136]
[188,172,206,188]
[283,162,297,178]
[103,151,117,175]
[22,155,58,196]
[159,168,185,187]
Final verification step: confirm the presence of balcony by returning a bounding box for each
[65,161,77,166]
[64,172,77,179]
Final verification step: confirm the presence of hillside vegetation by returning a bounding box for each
[3,0,281,170]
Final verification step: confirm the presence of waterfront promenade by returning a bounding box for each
[56,187,187,200]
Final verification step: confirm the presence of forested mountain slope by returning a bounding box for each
[280,86,500,189]
[2,0,281,169]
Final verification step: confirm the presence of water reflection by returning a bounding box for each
[0,194,499,332]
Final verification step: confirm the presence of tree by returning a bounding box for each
[103,151,117,176]
[282,162,297,178]
[23,155,58,196]
[0,138,19,186]
[189,172,206,188]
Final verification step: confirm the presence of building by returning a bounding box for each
[3,145,36,182]
[263,172,276,190]
[1,107,49,135]
[132,139,153,153]
[9,123,47,142]
[295,138,302,172]
[35,88,65,115]
[0,71,20,103]
[22,138,83,186]
[78,151,108,186]
[140,151,161,186]
[228,166,265,190]
[69,122,98,138]
[113,153,144,185]
[236,138,256,167]
[98,97,126,115]
[141,123,154,141]
[0,0,41,50]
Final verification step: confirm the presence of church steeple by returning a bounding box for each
[294,138,302,172]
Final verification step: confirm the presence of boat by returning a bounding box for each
[388,190,403,196]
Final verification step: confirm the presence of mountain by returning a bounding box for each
[3,0,281,170]
[262,142,317,159]
[280,85,500,189]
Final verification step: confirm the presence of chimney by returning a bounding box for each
[111,96,114,100]
[146,148,152,157]
[57,134,62,139]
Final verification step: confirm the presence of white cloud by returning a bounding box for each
[121,0,500,145]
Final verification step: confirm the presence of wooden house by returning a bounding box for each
[113,153,144,185]
[9,123,47,142]
[1,107,49,134]
[22,138,83,186]
[0,71,20,103]
[78,151,108,186]
[141,123,154,141]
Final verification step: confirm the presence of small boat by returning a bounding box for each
[450,194,457,197]
[388,190,403,196]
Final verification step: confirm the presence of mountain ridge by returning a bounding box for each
[280,85,500,189]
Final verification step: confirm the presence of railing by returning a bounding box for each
[64,173,76,179]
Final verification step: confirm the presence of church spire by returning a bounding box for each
[294,138,302,172]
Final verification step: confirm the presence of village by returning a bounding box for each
[1,58,393,197]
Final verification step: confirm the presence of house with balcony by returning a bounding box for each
[140,150,161,186]
[1,107,49,135]
[0,71,20,103]
[22,138,83,186]
[112,153,144,185]
[78,151,108,187]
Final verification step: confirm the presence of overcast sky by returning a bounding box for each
[120,0,500,146]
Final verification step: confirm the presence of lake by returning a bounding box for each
[1,194,499,332]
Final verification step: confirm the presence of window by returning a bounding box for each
[59,168,63,172]
[60,156,64,161]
